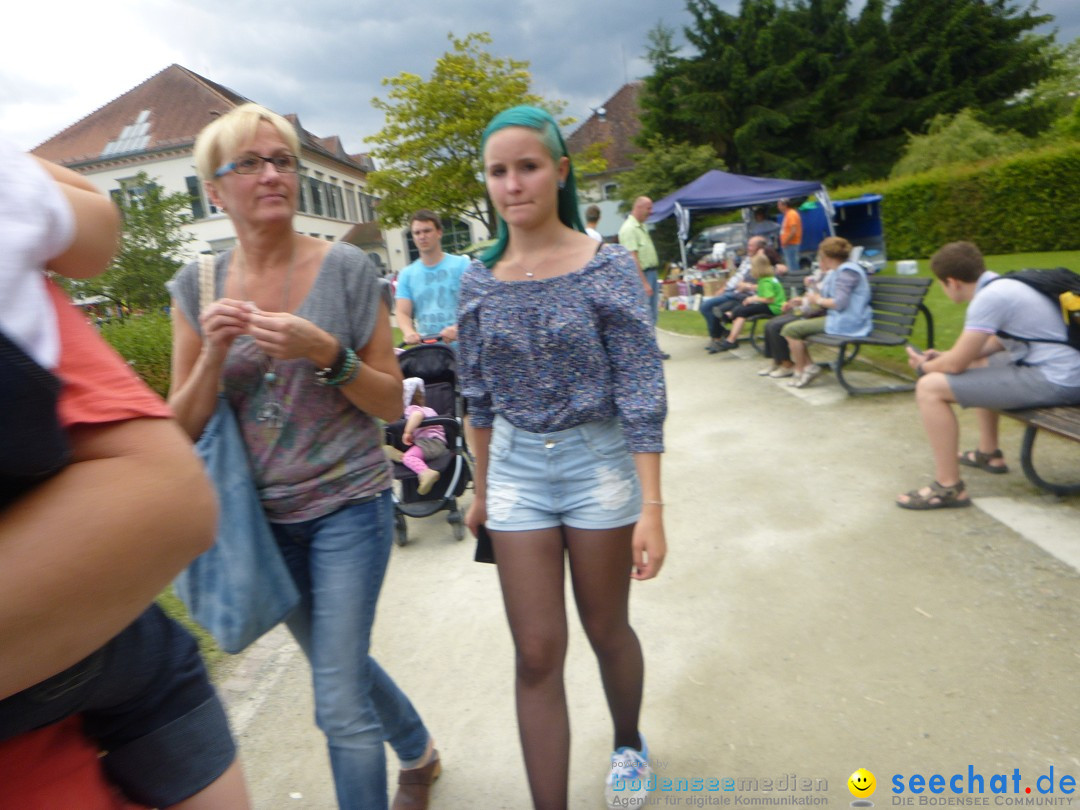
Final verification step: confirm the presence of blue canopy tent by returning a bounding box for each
[647,169,831,269]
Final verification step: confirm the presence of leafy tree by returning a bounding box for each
[885,0,1055,137]
[890,109,1030,177]
[638,0,1057,183]
[617,137,726,263]
[1030,40,1080,141]
[63,172,193,314]
[366,32,565,235]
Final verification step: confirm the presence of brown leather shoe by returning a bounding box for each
[391,751,441,810]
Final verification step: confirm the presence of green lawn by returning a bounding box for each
[660,250,1080,375]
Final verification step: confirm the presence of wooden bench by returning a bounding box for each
[996,406,1080,496]
[803,275,936,395]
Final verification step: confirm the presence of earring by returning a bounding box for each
[557,180,566,190]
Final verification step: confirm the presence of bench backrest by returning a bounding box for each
[779,268,812,297]
[868,276,933,341]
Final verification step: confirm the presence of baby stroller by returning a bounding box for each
[385,340,472,546]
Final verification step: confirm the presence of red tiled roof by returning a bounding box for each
[32,64,371,175]
[32,64,248,165]
[566,81,644,175]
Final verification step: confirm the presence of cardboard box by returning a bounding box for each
[702,279,727,296]
[660,281,680,298]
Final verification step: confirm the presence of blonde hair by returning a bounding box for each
[750,252,774,279]
[193,103,300,182]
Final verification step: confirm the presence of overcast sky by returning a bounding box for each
[4,0,1078,155]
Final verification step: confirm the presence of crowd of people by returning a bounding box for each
[3,94,1079,810]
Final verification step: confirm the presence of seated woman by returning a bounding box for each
[712,252,786,351]
[758,266,830,378]
[780,236,872,388]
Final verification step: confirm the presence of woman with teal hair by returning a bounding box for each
[458,105,668,809]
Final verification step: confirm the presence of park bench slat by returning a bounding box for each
[802,275,935,395]
[995,406,1080,496]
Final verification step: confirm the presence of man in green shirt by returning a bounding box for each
[618,196,669,359]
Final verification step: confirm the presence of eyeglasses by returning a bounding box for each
[214,153,300,178]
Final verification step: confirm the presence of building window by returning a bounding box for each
[112,176,157,212]
[331,186,346,221]
[308,177,324,216]
[185,176,205,220]
[603,182,618,201]
[344,184,358,222]
[326,181,340,219]
[441,218,472,254]
[360,193,377,222]
[297,171,309,213]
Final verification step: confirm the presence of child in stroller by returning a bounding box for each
[384,342,472,546]
[385,378,447,495]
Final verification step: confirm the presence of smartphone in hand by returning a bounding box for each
[906,342,925,356]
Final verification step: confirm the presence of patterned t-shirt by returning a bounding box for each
[168,242,392,523]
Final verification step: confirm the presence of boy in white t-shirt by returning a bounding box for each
[897,241,1080,510]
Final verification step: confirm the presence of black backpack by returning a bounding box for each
[989,267,1080,352]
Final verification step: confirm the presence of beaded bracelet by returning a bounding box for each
[315,347,360,386]
[314,345,348,383]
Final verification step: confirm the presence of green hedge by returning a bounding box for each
[833,143,1080,259]
[99,311,173,398]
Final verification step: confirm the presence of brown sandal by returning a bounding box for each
[897,480,972,510]
[392,750,441,810]
[958,448,1009,474]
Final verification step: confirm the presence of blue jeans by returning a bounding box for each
[782,245,800,273]
[273,491,429,810]
[700,291,740,338]
[644,268,659,324]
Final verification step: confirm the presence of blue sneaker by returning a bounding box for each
[604,733,653,809]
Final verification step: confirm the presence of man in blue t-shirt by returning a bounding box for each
[395,210,470,345]
[897,241,1080,510]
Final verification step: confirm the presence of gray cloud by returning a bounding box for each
[7,0,1078,153]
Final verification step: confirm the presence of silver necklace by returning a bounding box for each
[238,246,295,428]
[509,240,564,278]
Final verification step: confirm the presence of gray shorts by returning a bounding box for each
[947,353,1080,410]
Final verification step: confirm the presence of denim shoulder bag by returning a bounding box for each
[173,255,300,653]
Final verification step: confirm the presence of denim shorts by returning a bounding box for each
[0,604,235,807]
[486,415,642,532]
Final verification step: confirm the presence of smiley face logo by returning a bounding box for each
[848,768,876,798]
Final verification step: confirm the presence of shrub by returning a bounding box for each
[831,143,1080,258]
[99,311,173,397]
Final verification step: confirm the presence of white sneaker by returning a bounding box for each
[758,364,778,376]
[792,364,823,388]
[768,366,794,378]
[604,734,654,809]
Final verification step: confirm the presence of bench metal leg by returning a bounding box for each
[811,340,916,395]
[1019,425,1080,496]
[831,360,916,395]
